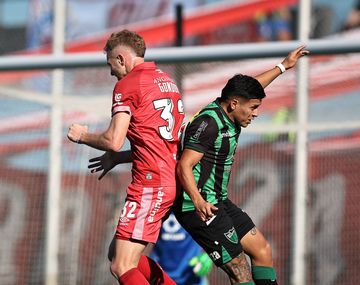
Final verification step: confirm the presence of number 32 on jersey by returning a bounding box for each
[153,98,184,141]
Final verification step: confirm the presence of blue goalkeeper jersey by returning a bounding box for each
[151,213,207,285]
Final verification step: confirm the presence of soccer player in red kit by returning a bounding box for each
[67,30,184,285]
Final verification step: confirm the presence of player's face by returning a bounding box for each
[232,97,262,128]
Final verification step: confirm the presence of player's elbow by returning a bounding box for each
[102,132,125,152]
[108,139,124,152]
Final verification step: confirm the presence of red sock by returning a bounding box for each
[118,267,149,285]
[137,255,176,285]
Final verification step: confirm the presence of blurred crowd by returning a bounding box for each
[254,0,360,42]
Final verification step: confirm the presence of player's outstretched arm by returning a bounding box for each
[255,45,310,88]
[88,150,132,180]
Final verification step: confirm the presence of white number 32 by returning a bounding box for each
[153,98,183,141]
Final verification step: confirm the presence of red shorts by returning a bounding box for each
[115,184,177,243]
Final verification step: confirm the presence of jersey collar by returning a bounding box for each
[132,61,156,72]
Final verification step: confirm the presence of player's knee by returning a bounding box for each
[110,255,140,279]
[254,241,273,265]
[110,262,120,280]
[110,259,128,279]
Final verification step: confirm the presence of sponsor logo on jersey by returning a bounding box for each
[160,214,187,241]
[114,93,122,102]
[193,121,208,140]
[161,232,186,241]
[224,227,238,244]
[148,190,164,222]
[119,216,129,224]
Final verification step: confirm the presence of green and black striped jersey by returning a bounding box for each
[179,98,241,212]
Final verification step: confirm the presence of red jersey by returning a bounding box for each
[111,62,184,187]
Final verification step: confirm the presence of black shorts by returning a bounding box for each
[174,198,255,266]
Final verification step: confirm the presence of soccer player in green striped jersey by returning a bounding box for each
[174,46,309,285]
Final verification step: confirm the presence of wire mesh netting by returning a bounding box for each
[1,51,360,285]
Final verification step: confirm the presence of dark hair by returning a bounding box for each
[220,74,266,102]
[104,29,146,57]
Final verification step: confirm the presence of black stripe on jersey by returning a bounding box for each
[197,160,212,202]
[212,107,230,199]
[194,107,230,200]
[192,115,218,201]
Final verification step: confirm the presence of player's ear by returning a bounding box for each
[230,98,238,111]
[116,54,125,66]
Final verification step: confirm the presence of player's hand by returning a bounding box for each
[88,151,117,180]
[189,252,213,277]
[194,198,218,222]
[67,124,88,143]
[281,45,309,70]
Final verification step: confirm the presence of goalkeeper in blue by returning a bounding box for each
[150,212,212,285]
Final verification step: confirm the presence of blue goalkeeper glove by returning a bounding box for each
[189,252,213,277]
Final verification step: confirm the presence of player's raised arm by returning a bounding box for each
[254,45,309,88]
